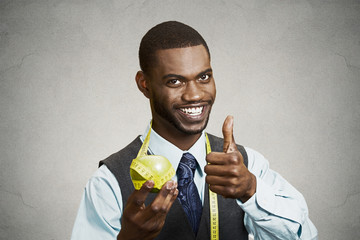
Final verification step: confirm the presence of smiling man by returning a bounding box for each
[137,45,216,150]
[71,21,318,240]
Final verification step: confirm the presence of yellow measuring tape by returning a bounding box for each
[130,124,176,191]
[206,133,219,240]
[131,126,219,239]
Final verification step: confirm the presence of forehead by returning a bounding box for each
[152,45,211,77]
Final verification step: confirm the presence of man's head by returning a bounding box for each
[136,21,216,144]
[139,21,210,75]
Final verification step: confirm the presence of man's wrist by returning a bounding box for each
[239,173,257,203]
[117,229,130,240]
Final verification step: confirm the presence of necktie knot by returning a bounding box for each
[180,152,197,172]
[177,153,197,185]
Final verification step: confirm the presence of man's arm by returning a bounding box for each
[71,166,178,240]
[205,116,318,239]
[240,147,318,239]
[71,167,123,240]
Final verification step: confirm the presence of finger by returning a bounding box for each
[209,184,235,198]
[128,180,154,209]
[142,181,176,221]
[157,181,177,211]
[222,115,237,153]
[164,182,178,212]
[206,152,229,165]
[166,188,179,212]
[206,175,238,186]
[207,151,244,166]
[157,180,176,203]
[204,164,236,176]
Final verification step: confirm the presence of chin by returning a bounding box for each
[178,127,204,135]
[175,119,209,135]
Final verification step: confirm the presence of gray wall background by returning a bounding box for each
[1,0,359,239]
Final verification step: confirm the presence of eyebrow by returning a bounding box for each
[162,68,213,80]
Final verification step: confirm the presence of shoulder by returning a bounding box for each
[86,165,120,198]
[80,165,123,219]
[99,136,142,168]
[71,165,122,239]
[97,136,143,201]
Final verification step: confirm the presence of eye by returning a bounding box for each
[199,74,211,82]
[167,79,182,86]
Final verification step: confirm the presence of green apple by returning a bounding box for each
[130,155,175,193]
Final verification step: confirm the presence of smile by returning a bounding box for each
[179,106,204,116]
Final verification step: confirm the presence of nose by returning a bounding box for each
[182,81,204,102]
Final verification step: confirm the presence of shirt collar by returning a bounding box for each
[140,122,207,176]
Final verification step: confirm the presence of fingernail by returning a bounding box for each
[145,180,154,188]
[166,181,174,190]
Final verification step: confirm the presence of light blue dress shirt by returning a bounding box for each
[71,125,318,240]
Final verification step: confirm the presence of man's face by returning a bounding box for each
[146,45,216,136]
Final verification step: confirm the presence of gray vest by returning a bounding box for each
[99,134,249,240]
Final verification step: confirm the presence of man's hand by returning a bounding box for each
[117,180,178,240]
[205,116,256,202]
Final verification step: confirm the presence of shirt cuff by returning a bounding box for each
[236,176,277,220]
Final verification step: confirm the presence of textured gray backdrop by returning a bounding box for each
[1,0,359,239]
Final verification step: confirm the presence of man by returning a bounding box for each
[71,21,318,239]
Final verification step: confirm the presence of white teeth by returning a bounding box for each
[180,106,203,116]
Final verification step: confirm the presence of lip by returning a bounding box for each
[176,104,208,121]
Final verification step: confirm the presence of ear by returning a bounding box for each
[135,71,150,98]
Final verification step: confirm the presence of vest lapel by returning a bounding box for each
[196,183,210,239]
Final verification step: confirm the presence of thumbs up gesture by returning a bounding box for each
[205,116,256,202]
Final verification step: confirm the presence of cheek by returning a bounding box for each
[165,89,182,101]
[206,82,216,100]
[152,89,179,107]
[212,82,217,99]
[210,84,216,96]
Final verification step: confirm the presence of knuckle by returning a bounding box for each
[123,213,138,226]
[173,189,179,198]
[147,220,164,233]
[229,177,239,186]
[228,167,239,177]
[160,205,167,214]
[134,199,143,207]
[151,204,160,213]
[145,224,156,233]
[226,187,236,197]
[228,154,239,164]
[223,129,231,136]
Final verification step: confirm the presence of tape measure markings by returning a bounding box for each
[206,133,219,240]
[131,157,176,189]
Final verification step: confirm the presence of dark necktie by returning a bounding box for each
[176,152,203,234]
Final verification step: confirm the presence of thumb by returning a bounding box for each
[222,115,237,153]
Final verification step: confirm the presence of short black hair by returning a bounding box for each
[139,21,210,74]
